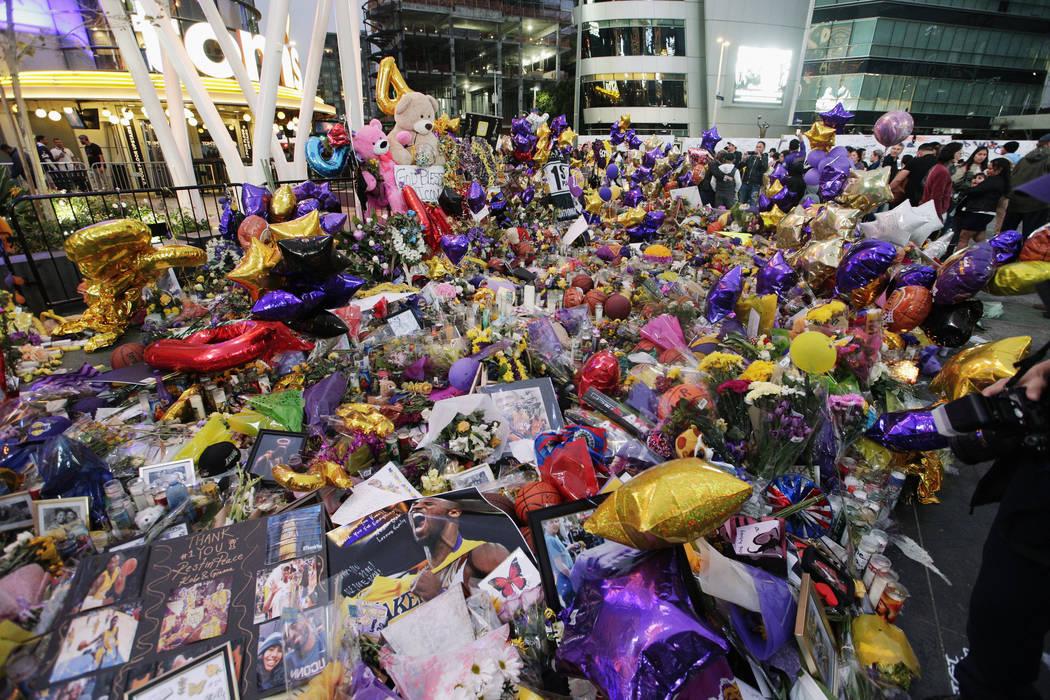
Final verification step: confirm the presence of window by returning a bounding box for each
[582,19,685,58]
[582,73,687,108]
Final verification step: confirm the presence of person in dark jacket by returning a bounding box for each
[1003,134,1050,237]
[782,160,807,211]
[737,141,768,206]
[956,157,1011,250]
[891,141,939,206]
[711,150,740,209]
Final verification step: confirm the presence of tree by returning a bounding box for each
[536,79,576,128]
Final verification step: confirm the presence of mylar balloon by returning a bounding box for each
[270,184,296,221]
[920,299,983,347]
[836,239,898,294]
[884,285,932,332]
[241,183,270,218]
[932,242,996,304]
[305,137,350,178]
[440,233,469,265]
[705,265,743,323]
[987,260,1050,296]
[144,321,313,373]
[873,110,914,148]
[930,335,1032,400]
[756,251,798,298]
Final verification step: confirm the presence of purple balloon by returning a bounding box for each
[622,188,645,207]
[466,181,487,214]
[932,242,996,304]
[598,186,612,202]
[818,102,855,133]
[555,548,728,700]
[770,163,788,183]
[252,289,304,321]
[756,251,798,298]
[218,197,243,241]
[606,164,620,180]
[818,168,848,200]
[757,192,772,211]
[873,110,914,148]
[800,195,817,209]
[805,149,827,169]
[631,166,653,185]
[989,229,1022,265]
[320,212,347,235]
[836,239,898,294]
[440,233,470,265]
[316,273,366,307]
[296,197,321,217]
[569,184,584,198]
[241,183,270,218]
[700,125,721,153]
[803,168,821,187]
[706,265,743,323]
[293,180,320,201]
[890,263,936,292]
[316,181,340,212]
[823,146,852,173]
[643,211,666,229]
[865,409,948,452]
[448,356,480,391]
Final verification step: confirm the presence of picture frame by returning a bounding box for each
[35,496,90,535]
[462,113,502,147]
[795,573,838,693]
[448,463,495,491]
[126,641,240,700]
[139,458,197,488]
[528,494,609,611]
[480,377,564,443]
[0,491,35,533]
[247,429,307,481]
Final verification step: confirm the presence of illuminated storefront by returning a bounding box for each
[1,0,333,184]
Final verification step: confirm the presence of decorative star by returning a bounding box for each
[810,203,861,240]
[700,125,721,152]
[760,206,788,230]
[617,113,632,130]
[433,113,460,136]
[775,205,811,249]
[803,121,836,151]
[268,210,323,242]
[616,206,646,227]
[583,190,604,214]
[557,127,577,149]
[818,103,855,133]
[930,336,1032,400]
[227,238,281,298]
[837,166,893,215]
[766,179,785,198]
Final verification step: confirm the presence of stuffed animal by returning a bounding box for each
[352,119,407,217]
[387,92,445,167]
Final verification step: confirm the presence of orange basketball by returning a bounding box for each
[111,343,145,369]
[514,481,563,523]
[1020,225,1050,262]
[237,215,269,250]
[563,286,584,308]
[658,383,710,420]
[884,285,932,332]
[584,289,607,312]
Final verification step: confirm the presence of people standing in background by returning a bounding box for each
[881,143,903,181]
[1003,134,1050,237]
[725,142,741,167]
[854,148,867,168]
[737,141,768,206]
[953,146,988,191]
[956,157,1011,250]
[891,141,939,207]
[78,135,103,169]
[0,144,26,183]
[712,150,741,209]
[867,149,884,170]
[1000,141,1022,165]
[921,142,962,220]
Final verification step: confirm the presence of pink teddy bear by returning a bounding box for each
[352,119,409,218]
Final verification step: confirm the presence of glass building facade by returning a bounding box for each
[794,0,1050,132]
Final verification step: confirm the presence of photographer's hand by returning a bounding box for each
[982,358,1050,401]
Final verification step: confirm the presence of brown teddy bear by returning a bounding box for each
[387,92,445,167]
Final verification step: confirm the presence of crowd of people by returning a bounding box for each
[0,134,104,191]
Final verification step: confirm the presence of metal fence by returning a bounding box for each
[4,176,358,312]
[2,160,230,192]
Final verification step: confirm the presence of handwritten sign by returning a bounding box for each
[394,165,444,203]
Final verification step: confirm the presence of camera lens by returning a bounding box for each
[949,430,999,464]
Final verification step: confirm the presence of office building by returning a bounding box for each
[360,0,575,123]
[575,0,812,137]
[795,0,1050,134]
[318,33,346,119]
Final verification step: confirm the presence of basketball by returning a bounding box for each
[514,481,563,523]
[121,559,138,576]
[604,293,631,320]
[571,274,594,292]
[111,343,145,369]
[483,491,517,520]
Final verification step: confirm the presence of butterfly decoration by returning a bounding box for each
[187,679,206,696]
[205,663,219,676]
[489,559,527,597]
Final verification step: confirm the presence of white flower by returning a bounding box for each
[496,643,523,684]
[744,381,782,405]
[467,657,500,692]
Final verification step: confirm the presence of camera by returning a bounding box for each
[931,387,1050,464]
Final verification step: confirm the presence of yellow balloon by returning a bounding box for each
[930,335,1031,400]
[804,120,836,151]
[584,458,752,549]
[268,210,323,241]
[838,166,892,215]
[790,330,837,374]
[809,203,860,240]
[138,245,206,275]
[760,205,787,231]
[375,56,413,116]
[616,206,646,227]
[270,183,296,221]
[987,260,1050,296]
[226,238,280,298]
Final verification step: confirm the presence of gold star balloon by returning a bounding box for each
[557,127,577,149]
[268,210,324,242]
[838,166,892,214]
[789,235,848,292]
[930,335,1032,400]
[775,205,811,249]
[766,179,785,198]
[618,113,632,130]
[810,203,861,240]
[55,219,205,351]
[227,237,281,298]
[533,122,551,166]
[616,206,646,227]
[804,120,836,151]
[760,205,787,231]
[583,190,603,214]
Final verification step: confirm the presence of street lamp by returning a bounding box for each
[713,37,730,126]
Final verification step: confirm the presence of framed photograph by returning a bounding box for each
[795,573,838,693]
[462,113,502,147]
[70,546,147,613]
[139,458,197,488]
[480,377,564,443]
[35,496,90,535]
[282,606,329,686]
[449,464,495,491]
[528,494,611,611]
[265,504,325,564]
[127,642,239,700]
[248,430,307,481]
[0,491,35,533]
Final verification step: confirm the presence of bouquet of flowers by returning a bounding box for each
[744,379,821,481]
[437,410,503,463]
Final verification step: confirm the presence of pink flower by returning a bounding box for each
[327,123,350,147]
[717,379,752,394]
